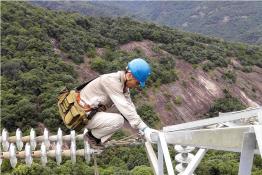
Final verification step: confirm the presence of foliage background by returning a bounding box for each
[31,1,262,44]
[1,2,261,174]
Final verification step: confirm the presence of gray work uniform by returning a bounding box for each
[80,71,147,143]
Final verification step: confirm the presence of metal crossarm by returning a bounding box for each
[238,133,256,175]
[153,126,260,154]
[144,107,262,175]
[163,107,261,132]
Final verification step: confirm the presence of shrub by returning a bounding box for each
[137,104,160,127]
[207,94,245,118]
[242,66,253,73]
[202,61,215,72]
[174,96,182,105]
[131,165,154,175]
[222,70,237,84]
[90,57,108,73]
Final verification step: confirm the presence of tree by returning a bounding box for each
[207,93,245,118]
[131,165,154,175]
[11,163,52,175]
[137,104,159,127]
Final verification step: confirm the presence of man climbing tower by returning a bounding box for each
[58,58,157,149]
[80,58,157,148]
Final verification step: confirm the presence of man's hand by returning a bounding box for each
[141,127,159,143]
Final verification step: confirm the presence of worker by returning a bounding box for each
[78,58,157,148]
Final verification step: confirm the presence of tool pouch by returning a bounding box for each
[57,87,91,132]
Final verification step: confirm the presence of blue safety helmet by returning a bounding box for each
[128,58,151,88]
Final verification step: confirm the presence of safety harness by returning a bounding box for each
[57,78,104,132]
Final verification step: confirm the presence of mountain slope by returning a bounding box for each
[1,1,261,131]
[31,1,262,44]
[1,2,262,174]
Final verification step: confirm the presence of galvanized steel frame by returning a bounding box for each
[144,107,262,175]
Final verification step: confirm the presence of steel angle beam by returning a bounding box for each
[258,111,262,124]
[153,126,258,153]
[164,107,262,132]
[144,142,159,175]
[158,132,175,175]
[253,125,262,158]
[157,140,164,175]
[183,148,207,175]
[238,133,256,175]
[219,106,261,116]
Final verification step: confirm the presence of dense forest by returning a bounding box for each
[31,1,262,44]
[1,2,261,174]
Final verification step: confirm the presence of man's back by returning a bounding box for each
[80,71,125,109]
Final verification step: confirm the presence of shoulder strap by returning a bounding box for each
[75,77,97,91]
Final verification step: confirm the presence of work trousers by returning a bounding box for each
[85,112,124,143]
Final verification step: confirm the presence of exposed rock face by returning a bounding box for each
[120,40,157,58]
[76,56,99,83]
[118,40,262,126]
[148,59,261,126]
[55,39,261,127]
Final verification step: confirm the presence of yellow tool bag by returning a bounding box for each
[57,87,91,132]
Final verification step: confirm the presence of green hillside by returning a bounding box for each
[31,1,262,44]
[2,1,261,131]
[1,2,262,174]
[30,1,128,18]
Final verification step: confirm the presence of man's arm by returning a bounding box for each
[101,76,147,131]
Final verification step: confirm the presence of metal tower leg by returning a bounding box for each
[238,133,256,175]
[158,140,164,175]
[183,148,207,175]
[145,142,159,175]
[254,125,262,159]
[158,132,175,175]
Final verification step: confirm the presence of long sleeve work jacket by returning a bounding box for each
[80,71,147,130]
